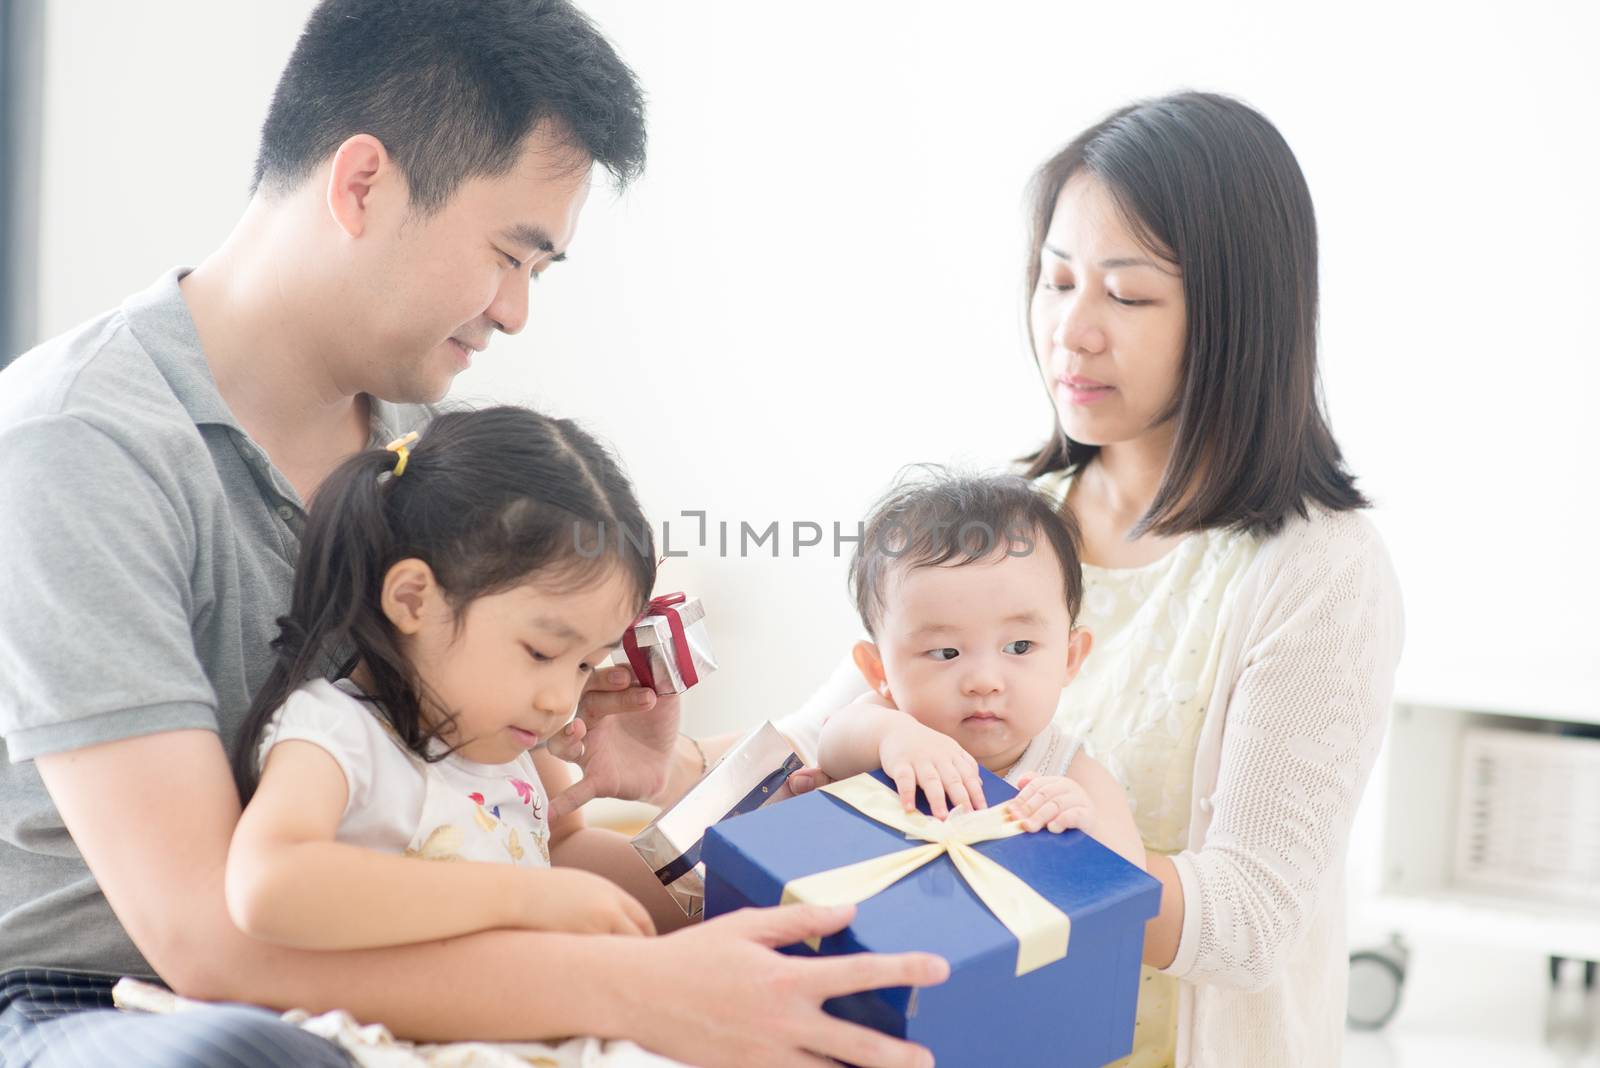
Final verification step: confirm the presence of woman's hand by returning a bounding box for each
[1005,773,1096,834]
[878,717,987,819]
[547,666,682,822]
[520,866,656,937]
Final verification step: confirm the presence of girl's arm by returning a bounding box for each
[38,728,947,1057]
[226,739,651,948]
[535,748,693,933]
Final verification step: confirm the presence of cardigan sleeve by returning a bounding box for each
[1162,509,1404,990]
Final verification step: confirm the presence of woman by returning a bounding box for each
[650,91,1403,1067]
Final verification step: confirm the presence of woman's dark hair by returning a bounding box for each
[850,468,1083,637]
[252,0,647,212]
[232,405,656,797]
[1019,91,1367,538]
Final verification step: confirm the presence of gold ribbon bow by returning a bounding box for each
[779,774,1071,976]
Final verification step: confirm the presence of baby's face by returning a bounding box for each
[873,546,1076,772]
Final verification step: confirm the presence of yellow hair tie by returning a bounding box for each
[385,431,420,477]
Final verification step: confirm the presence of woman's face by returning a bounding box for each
[1030,174,1187,450]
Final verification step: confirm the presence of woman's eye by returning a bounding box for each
[1109,293,1151,307]
[927,647,960,662]
[1004,640,1034,655]
[524,644,552,663]
[1040,279,1074,293]
[500,250,523,270]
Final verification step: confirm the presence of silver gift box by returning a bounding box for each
[632,721,802,919]
[617,595,717,695]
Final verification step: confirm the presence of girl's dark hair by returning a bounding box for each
[1019,91,1368,538]
[850,468,1083,637]
[232,405,656,797]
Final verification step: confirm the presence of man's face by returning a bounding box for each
[347,127,593,404]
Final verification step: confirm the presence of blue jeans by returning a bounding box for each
[0,969,349,1067]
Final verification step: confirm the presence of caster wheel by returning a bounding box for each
[1348,938,1408,1031]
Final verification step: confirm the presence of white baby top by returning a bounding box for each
[257,678,552,867]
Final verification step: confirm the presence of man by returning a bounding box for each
[0,2,944,1065]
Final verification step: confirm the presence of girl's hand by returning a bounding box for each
[771,765,835,802]
[1005,773,1095,834]
[878,718,986,819]
[523,867,656,937]
[548,666,682,822]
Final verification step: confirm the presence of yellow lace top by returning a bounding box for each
[1035,470,1262,1067]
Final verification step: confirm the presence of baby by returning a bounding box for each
[816,471,1144,866]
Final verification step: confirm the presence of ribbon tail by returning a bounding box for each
[620,627,656,691]
[781,843,946,949]
[946,842,1071,976]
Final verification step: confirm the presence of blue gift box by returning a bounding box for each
[702,767,1161,1068]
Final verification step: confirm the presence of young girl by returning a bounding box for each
[226,405,680,952]
[814,471,1146,869]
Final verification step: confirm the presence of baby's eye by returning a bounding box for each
[523,644,552,663]
[926,647,960,662]
[1003,640,1034,655]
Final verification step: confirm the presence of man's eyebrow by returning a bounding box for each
[500,224,568,263]
[1042,243,1160,271]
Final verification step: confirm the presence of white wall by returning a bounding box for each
[34,0,1600,745]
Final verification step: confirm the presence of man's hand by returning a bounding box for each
[878,716,987,819]
[627,904,947,1068]
[547,666,681,822]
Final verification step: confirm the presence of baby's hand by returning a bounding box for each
[1005,773,1095,834]
[878,716,987,819]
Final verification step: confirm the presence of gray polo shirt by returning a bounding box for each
[0,269,430,977]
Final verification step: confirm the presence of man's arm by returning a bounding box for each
[39,727,945,1066]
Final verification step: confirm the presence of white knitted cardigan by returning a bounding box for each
[775,505,1405,1067]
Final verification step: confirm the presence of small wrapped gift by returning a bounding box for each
[617,593,716,695]
[702,768,1162,1068]
[631,721,802,919]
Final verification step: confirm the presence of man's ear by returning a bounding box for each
[325,133,397,239]
[852,640,892,703]
[381,558,441,636]
[1063,626,1094,686]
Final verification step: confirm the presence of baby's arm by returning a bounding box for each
[816,697,987,818]
[225,740,652,949]
[1005,751,1146,868]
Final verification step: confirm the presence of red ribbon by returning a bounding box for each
[621,592,700,692]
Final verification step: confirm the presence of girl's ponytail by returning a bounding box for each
[230,406,658,800]
[232,446,406,798]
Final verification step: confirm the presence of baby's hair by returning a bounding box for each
[231,405,656,798]
[849,468,1084,637]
